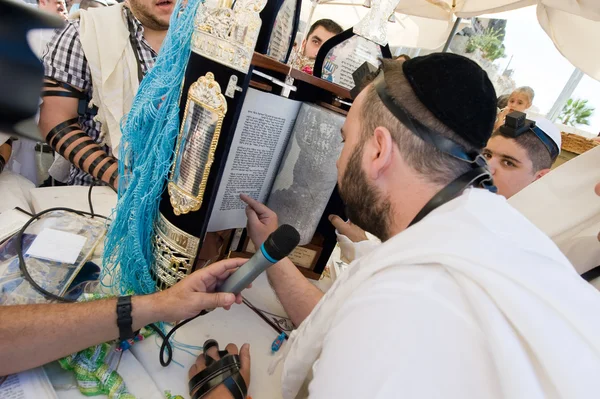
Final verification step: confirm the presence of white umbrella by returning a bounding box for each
[317,0,600,81]
[300,0,458,50]
[536,2,600,82]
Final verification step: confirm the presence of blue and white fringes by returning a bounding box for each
[102,0,203,295]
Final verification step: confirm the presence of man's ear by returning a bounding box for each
[534,168,551,181]
[366,126,394,180]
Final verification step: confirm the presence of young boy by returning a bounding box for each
[495,86,535,130]
[484,115,561,198]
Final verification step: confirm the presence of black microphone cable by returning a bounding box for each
[12,181,175,361]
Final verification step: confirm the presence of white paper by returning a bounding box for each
[0,368,58,399]
[207,88,302,232]
[0,209,31,243]
[26,228,87,264]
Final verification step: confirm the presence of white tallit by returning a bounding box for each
[509,145,600,276]
[280,188,600,398]
[78,4,139,159]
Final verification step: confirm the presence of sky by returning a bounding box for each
[490,6,599,134]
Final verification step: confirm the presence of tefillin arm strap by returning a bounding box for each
[43,79,117,187]
[373,72,496,227]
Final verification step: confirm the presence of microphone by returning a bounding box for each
[218,224,300,295]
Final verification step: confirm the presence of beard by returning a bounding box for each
[128,0,170,31]
[338,144,392,241]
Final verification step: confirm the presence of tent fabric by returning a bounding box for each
[314,0,600,80]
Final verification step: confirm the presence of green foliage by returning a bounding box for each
[465,28,507,61]
[560,98,595,126]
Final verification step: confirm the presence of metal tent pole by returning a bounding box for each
[442,17,462,53]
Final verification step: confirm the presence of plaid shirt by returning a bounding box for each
[43,6,157,186]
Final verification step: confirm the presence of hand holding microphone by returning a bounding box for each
[218,224,300,294]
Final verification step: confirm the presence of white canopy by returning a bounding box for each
[312,0,600,81]
[300,0,457,50]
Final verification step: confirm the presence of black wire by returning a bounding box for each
[15,181,202,364]
[14,182,174,360]
[157,310,209,367]
[17,180,108,302]
[16,207,108,303]
[88,180,96,218]
[14,207,34,217]
[242,298,290,335]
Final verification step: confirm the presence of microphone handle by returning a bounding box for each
[218,247,275,295]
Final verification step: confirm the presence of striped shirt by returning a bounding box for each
[42,6,156,186]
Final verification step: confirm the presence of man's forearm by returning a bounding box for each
[267,258,323,327]
[45,121,118,187]
[0,295,160,376]
[39,81,118,188]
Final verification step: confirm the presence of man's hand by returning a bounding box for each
[188,343,251,399]
[328,215,368,243]
[241,194,278,247]
[494,107,514,130]
[154,258,248,321]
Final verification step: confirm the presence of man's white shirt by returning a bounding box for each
[281,188,600,398]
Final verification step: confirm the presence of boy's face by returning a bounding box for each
[483,135,537,199]
[507,92,531,112]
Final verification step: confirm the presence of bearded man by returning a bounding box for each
[38,0,174,188]
[188,54,600,398]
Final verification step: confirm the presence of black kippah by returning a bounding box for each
[402,53,497,149]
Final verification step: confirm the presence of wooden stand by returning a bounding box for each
[221,53,352,279]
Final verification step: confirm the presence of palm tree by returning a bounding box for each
[559,98,595,126]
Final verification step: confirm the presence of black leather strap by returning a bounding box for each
[373,70,497,227]
[222,371,247,399]
[409,166,493,227]
[126,19,144,84]
[188,354,241,393]
[46,118,79,147]
[191,368,237,399]
[54,131,89,153]
[41,90,83,99]
[49,127,83,149]
[43,80,82,91]
[96,158,115,180]
[43,78,97,117]
[531,125,559,160]
[67,139,95,164]
[116,296,134,341]
[108,168,118,188]
[192,370,246,399]
[374,72,478,164]
[42,80,84,99]
[0,156,5,174]
[88,155,105,176]
[74,146,100,170]
[188,339,247,399]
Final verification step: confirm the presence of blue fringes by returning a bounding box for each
[102,0,202,295]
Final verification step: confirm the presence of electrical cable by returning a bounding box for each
[157,310,209,367]
[17,181,109,302]
[88,179,96,218]
[17,208,108,303]
[14,180,175,362]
